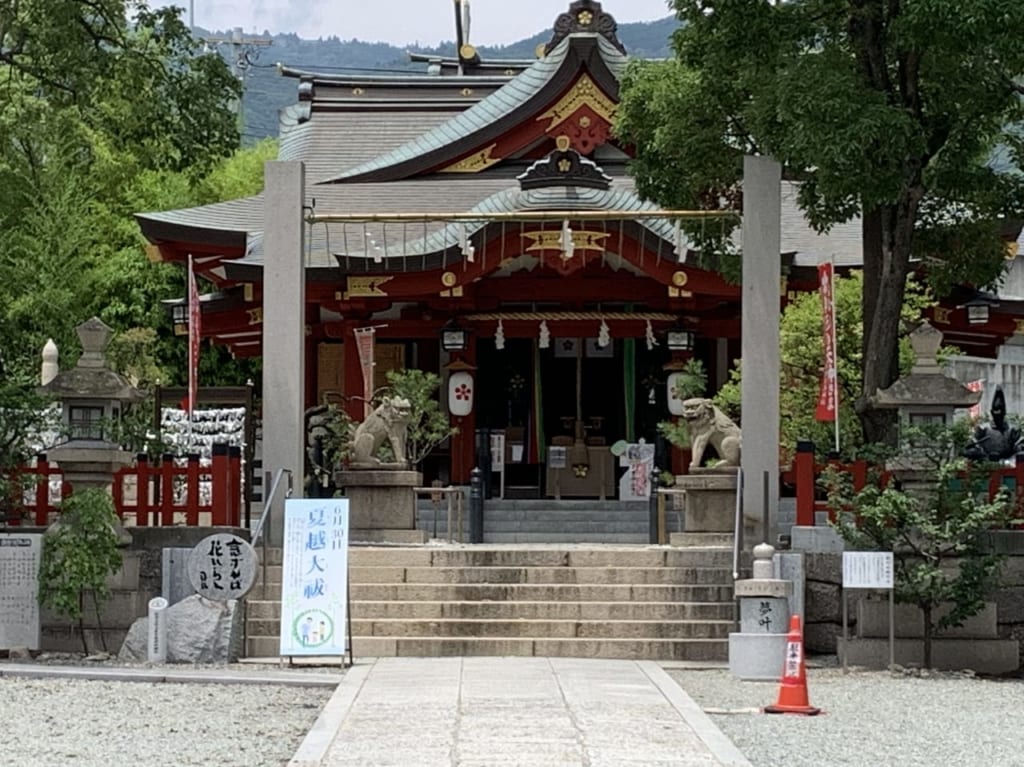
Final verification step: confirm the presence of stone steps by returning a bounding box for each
[254,564,733,585]
[246,599,736,621]
[245,635,728,661]
[244,545,735,661]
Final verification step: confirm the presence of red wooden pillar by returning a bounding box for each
[794,441,816,527]
[449,344,478,486]
[186,453,201,526]
[228,446,242,526]
[211,444,229,526]
[135,454,151,526]
[159,454,175,526]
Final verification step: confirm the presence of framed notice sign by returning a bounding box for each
[279,499,350,659]
[841,550,895,672]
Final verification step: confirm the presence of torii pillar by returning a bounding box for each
[740,155,782,544]
[262,161,306,544]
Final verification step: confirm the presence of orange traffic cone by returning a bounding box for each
[763,615,821,716]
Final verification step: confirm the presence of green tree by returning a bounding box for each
[827,422,1011,669]
[383,369,455,466]
[616,1,1024,445]
[714,271,935,459]
[38,488,124,654]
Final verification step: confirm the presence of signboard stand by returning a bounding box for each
[842,551,895,672]
[279,498,353,668]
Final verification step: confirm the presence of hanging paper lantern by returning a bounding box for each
[448,371,474,417]
[667,372,686,416]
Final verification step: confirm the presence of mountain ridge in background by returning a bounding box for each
[211,16,679,141]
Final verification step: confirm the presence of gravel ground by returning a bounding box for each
[670,665,1024,767]
[0,671,333,767]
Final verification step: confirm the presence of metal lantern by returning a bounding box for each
[440,319,469,352]
[448,370,474,417]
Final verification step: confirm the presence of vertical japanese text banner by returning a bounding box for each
[354,327,376,420]
[279,499,349,657]
[815,261,838,423]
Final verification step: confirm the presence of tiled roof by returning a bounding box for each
[324,35,628,183]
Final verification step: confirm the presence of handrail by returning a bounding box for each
[252,469,293,594]
[732,467,744,581]
[413,486,464,542]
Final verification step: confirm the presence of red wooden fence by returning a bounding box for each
[4,444,242,527]
[786,442,1024,527]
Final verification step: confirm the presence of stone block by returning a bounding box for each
[805,580,847,624]
[803,552,843,584]
[161,547,197,605]
[105,552,142,591]
[119,595,243,664]
[739,597,789,634]
[336,470,421,530]
[728,632,788,680]
[993,586,1024,624]
[804,622,840,654]
[790,526,845,553]
[856,598,999,639]
[349,529,429,544]
[774,551,805,622]
[837,636,1019,675]
[734,579,792,599]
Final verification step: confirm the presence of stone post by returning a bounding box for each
[262,161,306,545]
[729,542,793,680]
[469,467,484,544]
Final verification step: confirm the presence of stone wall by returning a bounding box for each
[801,539,1024,670]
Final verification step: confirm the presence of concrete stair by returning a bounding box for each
[415,499,677,544]
[245,545,735,661]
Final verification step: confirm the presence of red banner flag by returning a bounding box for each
[187,255,201,416]
[815,262,838,422]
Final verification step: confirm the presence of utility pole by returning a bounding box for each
[203,27,273,134]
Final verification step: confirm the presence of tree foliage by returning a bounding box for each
[382,369,455,467]
[827,422,1011,668]
[0,1,243,383]
[38,488,124,654]
[617,0,1024,444]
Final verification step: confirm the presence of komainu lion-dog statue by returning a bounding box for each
[681,398,741,471]
[350,396,413,466]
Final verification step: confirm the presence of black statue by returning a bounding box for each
[964,387,1023,461]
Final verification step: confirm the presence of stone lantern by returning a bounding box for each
[870,322,981,438]
[870,322,981,492]
[39,318,145,489]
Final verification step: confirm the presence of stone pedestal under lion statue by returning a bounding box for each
[334,397,428,544]
[670,398,758,546]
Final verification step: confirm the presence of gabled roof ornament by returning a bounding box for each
[517,137,613,191]
[545,0,626,57]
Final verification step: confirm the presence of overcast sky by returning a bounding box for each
[154,0,674,47]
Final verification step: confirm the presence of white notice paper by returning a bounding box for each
[842,551,894,589]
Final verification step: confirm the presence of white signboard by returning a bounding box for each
[0,534,42,650]
[548,446,568,469]
[842,551,894,589]
[279,499,349,656]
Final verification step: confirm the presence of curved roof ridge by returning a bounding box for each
[322,34,627,184]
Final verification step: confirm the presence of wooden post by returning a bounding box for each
[794,441,816,527]
[34,455,50,526]
[135,454,151,526]
[160,453,175,526]
[186,453,201,526]
[211,444,229,526]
